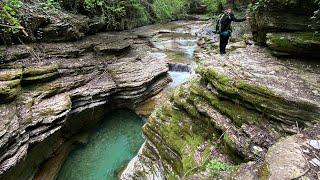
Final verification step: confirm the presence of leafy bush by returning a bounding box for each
[152,0,190,22]
[83,0,149,28]
[0,0,23,33]
[206,159,234,176]
[201,0,227,16]
[125,0,150,26]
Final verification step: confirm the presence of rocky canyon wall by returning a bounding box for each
[0,29,171,179]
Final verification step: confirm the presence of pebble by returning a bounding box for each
[302,149,310,153]
[308,139,320,150]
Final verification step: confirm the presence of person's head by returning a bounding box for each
[225,7,232,14]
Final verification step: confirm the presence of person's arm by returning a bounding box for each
[230,13,246,22]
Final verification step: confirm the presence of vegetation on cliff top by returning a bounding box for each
[0,0,228,35]
[0,0,22,33]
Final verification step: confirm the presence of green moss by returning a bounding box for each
[2,79,21,88]
[23,65,58,77]
[0,79,21,102]
[190,82,266,127]
[223,133,235,147]
[199,68,238,97]
[199,67,231,86]
[235,80,274,97]
[22,72,59,84]
[172,86,201,118]
[0,68,22,81]
[144,93,215,178]
[267,32,320,53]
[259,163,271,180]
[197,66,320,125]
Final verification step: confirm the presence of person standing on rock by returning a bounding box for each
[216,7,247,54]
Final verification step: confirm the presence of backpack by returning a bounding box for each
[215,14,224,34]
[215,13,231,34]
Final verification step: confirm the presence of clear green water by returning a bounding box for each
[57,109,144,180]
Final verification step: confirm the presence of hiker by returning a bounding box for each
[216,7,247,54]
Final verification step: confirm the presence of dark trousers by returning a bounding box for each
[219,34,230,54]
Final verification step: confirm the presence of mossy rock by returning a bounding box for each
[197,66,320,125]
[143,97,215,178]
[266,32,320,57]
[0,68,23,81]
[0,79,21,103]
[23,65,59,77]
[22,72,59,85]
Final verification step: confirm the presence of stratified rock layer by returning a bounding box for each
[121,39,320,179]
[266,32,320,58]
[0,30,171,179]
[249,0,320,57]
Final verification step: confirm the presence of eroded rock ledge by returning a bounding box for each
[0,30,171,179]
[249,0,320,57]
[121,43,320,179]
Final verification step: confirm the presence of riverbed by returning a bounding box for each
[55,20,209,179]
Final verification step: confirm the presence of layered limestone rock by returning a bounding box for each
[0,30,171,179]
[121,37,320,179]
[249,0,320,57]
[266,32,320,58]
[233,126,320,180]
[249,0,319,43]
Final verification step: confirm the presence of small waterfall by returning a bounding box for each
[168,63,191,72]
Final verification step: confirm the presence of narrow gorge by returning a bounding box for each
[0,0,319,180]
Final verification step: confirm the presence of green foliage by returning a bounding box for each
[0,0,60,34]
[83,0,150,28]
[0,0,23,33]
[152,0,190,21]
[40,0,61,11]
[201,0,227,16]
[125,0,150,26]
[206,159,234,176]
